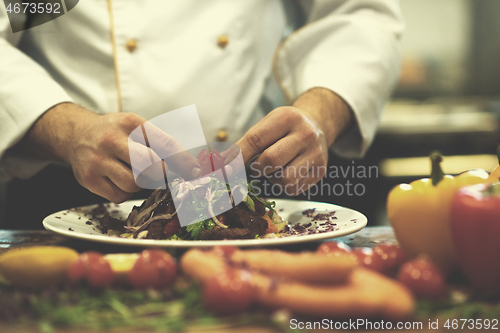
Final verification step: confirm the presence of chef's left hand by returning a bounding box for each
[237,87,352,195]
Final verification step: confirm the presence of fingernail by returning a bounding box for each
[224,165,233,177]
[191,167,201,178]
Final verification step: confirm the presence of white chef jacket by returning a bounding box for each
[0,0,404,183]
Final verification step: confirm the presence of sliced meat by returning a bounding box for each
[145,221,166,239]
[223,203,268,236]
[199,228,252,240]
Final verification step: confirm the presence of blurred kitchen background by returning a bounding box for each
[1,0,500,229]
[317,0,500,226]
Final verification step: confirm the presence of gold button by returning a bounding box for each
[216,130,228,142]
[217,34,229,49]
[126,39,138,53]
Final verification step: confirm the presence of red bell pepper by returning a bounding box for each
[451,182,500,298]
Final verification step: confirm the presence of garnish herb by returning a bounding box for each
[248,180,276,218]
[185,219,215,240]
[244,195,255,212]
[0,281,286,332]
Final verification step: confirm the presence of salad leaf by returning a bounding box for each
[244,195,255,212]
[182,177,230,215]
[185,219,215,240]
[249,194,276,219]
[247,180,276,218]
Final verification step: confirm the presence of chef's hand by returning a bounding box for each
[237,87,353,195]
[17,103,201,203]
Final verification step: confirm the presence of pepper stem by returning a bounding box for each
[486,182,500,196]
[430,151,444,186]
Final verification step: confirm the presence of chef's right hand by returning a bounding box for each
[17,103,201,203]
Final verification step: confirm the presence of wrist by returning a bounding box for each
[292,87,353,147]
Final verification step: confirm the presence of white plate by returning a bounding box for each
[42,199,367,247]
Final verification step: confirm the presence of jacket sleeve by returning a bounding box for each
[273,0,404,158]
[0,10,73,183]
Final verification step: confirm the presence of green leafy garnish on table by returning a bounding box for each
[0,279,287,332]
[416,289,500,320]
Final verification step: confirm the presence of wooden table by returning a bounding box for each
[0,226,396,254]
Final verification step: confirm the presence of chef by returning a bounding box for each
[0,1,403,205]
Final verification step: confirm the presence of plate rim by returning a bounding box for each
[42,199,367,247]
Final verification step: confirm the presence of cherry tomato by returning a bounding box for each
[212,245,238,258]
[397,257,448,300]
[129,250,177,289]
[210,149,225,171]
[68,252,114,288]
[350,248,384,273]
[163,216,181,238]
[316,241,351,257]
[373,244,407,274]
[197,149,212,175]
[203,269,254,316]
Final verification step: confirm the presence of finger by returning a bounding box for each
[126,141,169,186]
[103,159,144,194]
[219,143,245,178]
[290,159,328,195]
[250,134,302,177]
[111,138,169,189]
[119,138,160,169]
[141,122,201,179]
[267,154,327,194]
[266,154,306,187]
[269,168,315,196]
[92,176,134,204]
[128,123,201,180]
[236,112,291,163]
[219,143,241,165]
[164,150,202,180]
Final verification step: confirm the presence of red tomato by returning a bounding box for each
[210,149,225,171]
[316,241,351,256]
[397,257,448,300]
[212,245,238,258]
[129,250,177,289]
[203,269,254,316]
[197,149,212,175]
[373,244,407,274]
[68,252,114,288]
[197,149,225,176]
[350,248,384,273]
[163,216,181,238]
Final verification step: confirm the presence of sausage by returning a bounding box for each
[229,249,355,284]
[180,249,414,320]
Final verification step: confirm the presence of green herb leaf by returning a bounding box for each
[249,193,276,218]
[244,195,255,211]
[185,219,216,240]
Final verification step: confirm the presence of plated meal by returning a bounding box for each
[98,177,289,241]
[42,198,366,247]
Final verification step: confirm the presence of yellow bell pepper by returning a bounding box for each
[387,152,489,275]
[487,145,500,182]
